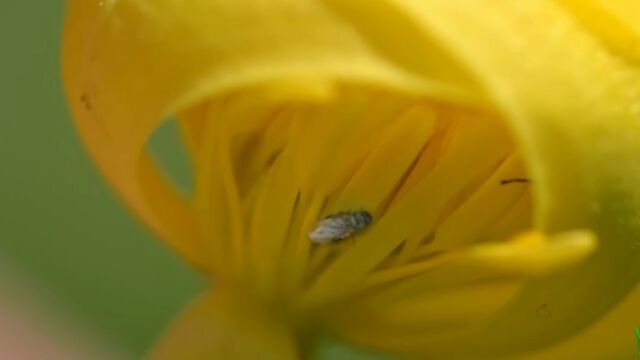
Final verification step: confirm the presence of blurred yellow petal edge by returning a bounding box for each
[147,289,299,360]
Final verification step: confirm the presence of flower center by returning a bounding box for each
[175,85,592,349]
[184,86,522,281]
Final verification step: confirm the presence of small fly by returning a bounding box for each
[308,210,373,245]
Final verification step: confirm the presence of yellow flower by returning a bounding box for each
[62,0,640,359]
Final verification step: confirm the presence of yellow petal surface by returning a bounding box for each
[148,288,298,360]
[320,0,640,356]
[61,0,480,271]
[521,282,640,359]
[555,0,640,62]
[325,231,596,356]
[63,0,640,357]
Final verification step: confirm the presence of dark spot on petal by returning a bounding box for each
[536,303,551,319]
[501,177,530,185]
[80,93,92,111]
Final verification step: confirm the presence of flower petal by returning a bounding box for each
[322,0,640,355]
[61,0,479,270]
[521,282,640,359]
[555,0,640,62]
[62,0,208,269]
[148,289,299,360]
[326,231,595,356]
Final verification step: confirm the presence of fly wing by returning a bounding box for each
[308,217,349,244]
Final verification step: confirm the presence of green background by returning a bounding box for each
[0,1,203,356]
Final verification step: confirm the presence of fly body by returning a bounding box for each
[308,210,373,244]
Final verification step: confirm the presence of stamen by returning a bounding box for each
[364,253,453,288]
[428,153,528,253]
[308,106,438,273]
[183,87,591,331]
[282,194,326,295]
[218,121,247,272]
[249,127,301,295]
[303,111,513,305]
[484,191,533,242]
[193,101,235,274]
[351,230,595,313]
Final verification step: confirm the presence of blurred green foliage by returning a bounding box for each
[0,1,203,356]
